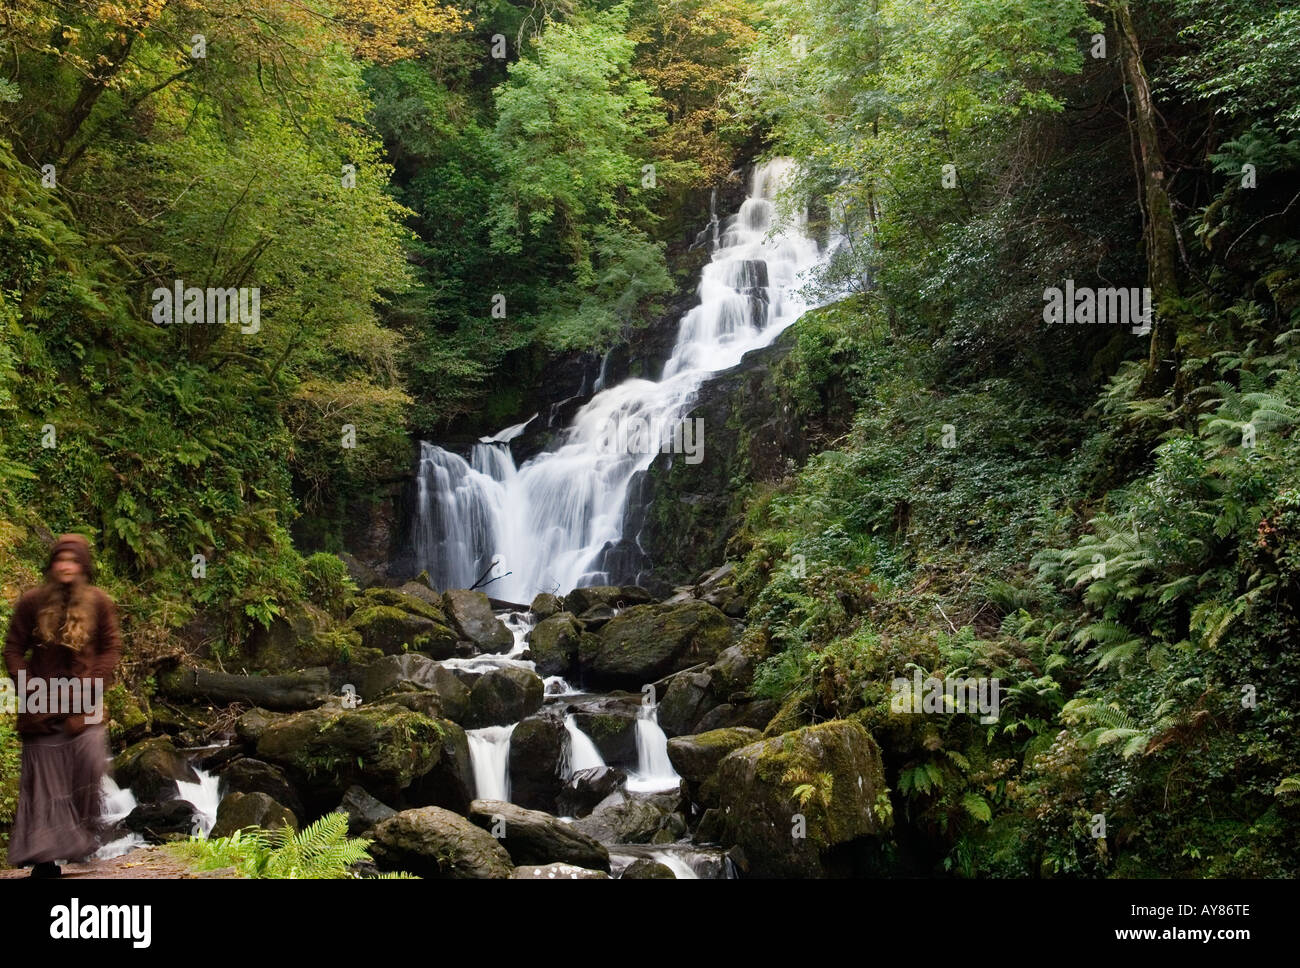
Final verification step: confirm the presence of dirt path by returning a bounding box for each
[0,847,241,879]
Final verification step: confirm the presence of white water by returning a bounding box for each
[467,724,516,801]
[563,714,607,776]
[177,768,222,836]
[627,703,681,793]
[93,764,222,859]
[412,159,825,600]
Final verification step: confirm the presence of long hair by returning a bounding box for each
[34,535,99,651]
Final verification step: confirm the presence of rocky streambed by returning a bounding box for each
[101,571,892,878]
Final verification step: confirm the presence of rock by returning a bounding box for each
[706,644,757,696]
[529,593,564,620]
[124,799,199,842]
[235,707,284,747]
[557,766,628,819]
[694,807,726,844]
[441,590,514,654]
[465,667,545,728]
[347,605,459,659]
[405,719,476,814]
[571,791,680,845]
[666,727,762,783]
[210,791,298,839]
[508,715,567,812]
[569,699,640,767]
[693,699,780,734]
[580,601,733,690]
[657,671,719,737]
[511,863,610,879]
[361,654,471,723]
[335,785,397,837]
[243,601,333,673]
[468,799,610,870]
[255,702,448,806]
[369,806,514,879]
[111,736,199,803]
[338,552,381,589]
[574,604,618,631]
[564,586,655,615]
[361,586,451,622]
[527,613,583,678]
[621,859,676,879]
[217,757,304,819]
[397,582,447,610]
[717,720,890,877]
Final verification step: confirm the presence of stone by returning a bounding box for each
[527,613,584,678]
[466,667,545,728]
[666,727,762,783]
[335,785,397,837]
[657,671,719,737]
[369,806,514,879]
[510,863,610,879]
[441,590,514,654]
[508,715,567,812]
[217,757,304,819]
[580,601,733,690]
[209,791,298,839]
[468,799,610,870]
[529,593,564,620]
[347,605,459,658]
[111,736,199,804]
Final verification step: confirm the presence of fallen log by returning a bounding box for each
[159,665,330,711]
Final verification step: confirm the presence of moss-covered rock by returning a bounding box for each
[360,586,449,623]
[361,654,471,724]
[717,719,890,877]
[466,667,545,728]
[209,791,298,839]
[346,604,459,659]
[442,589,514,653]
[657,670,719,737]
[111,735,199,803]
[369,806,514,879]
[105,682,150,745]
[508,714,567,812]
[527,612,583,678]
[254,701,448,804]
[529,593,564,620]
[580,601,734,689]
[666,727,762,783]
[564,585,654,615]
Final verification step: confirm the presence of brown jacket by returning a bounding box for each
[3,585,122,736]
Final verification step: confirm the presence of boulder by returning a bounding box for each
[508,715,567,812]
[468,799,610,870]
[657,671,719,737]
[466,667,544,728]
[369,806,514,879]
[581,601,732,690]
[511,863,610,879]
[217,757,304,819]
[405,719,476,814]
[574,604,618,631]
[570,790,681,846]
[397,582,448,611]
[347,605,459,659]
[620,858,676,879]
[557,766,628,819]
[235,707,284,747]
[527,613,583,678]
[336,785,397,837]
[362,654,471,724]
[569,699,640,767]
[717,720,890,878]
[254,702,449,806]
[706,644,757,696]
[124,799,199,842]
[693,699,780,734]
[529,593,564,620]
[666,727,762,783]
[442,590,514,654]
[209,791,298,839]
[111,736,199,803]
[564,585,655,615]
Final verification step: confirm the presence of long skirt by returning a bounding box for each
[7,723,109,867]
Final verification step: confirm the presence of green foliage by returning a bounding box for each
[0,713,19,856]
[167,812,417,879]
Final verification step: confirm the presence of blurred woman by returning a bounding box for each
[3,534,122,877]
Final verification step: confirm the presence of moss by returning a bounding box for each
[585,713,630,741]
[105,682,151,743]
[360,587,448,623]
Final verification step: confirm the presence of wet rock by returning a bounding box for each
[693,699,780,734]
[466,667,544,728]
[569,696,640,767]
[657,671,718,737]
[564,585,655,615]
[717,720,890,877]
[362,654,471,724]
[347,605,458,659]
[509,715,567,812]
[529,593,564,620]
[369,806,514,879]
[235,707,284,748]
[210,791,298,839]
[580,601,733,690]
[621,858,676,879]
[468,799,610,870]
[125,799,199,842]
[404,719,475,814]
[217,757,303,819]
[442,590,514,654]
[527,613,584,678]
[511,863,610,879]
[336,785,397,837]
[111,736,199,804]
[570,790,681,845]
[667,727,762,783]
[557,766,628,819]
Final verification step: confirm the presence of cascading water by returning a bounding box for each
[627,702,680,793]
[468,724,517,801]
[410,159,825,601]
[563,714,607,776]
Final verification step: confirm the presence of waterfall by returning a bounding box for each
[468,724,517,801]
[176,769,222,836]
[627,702,680,793]
[410,158,825,600]
[563,714,607,776]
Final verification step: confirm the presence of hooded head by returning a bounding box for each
[37,534,98,649]
[45,533,94,583]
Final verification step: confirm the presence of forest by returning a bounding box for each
[1,0,1298,883]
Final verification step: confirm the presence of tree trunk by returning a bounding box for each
[160,665,331,711]
[1113,1,1179,393]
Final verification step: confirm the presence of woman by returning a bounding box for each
[3,534,122,877]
